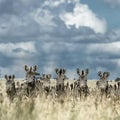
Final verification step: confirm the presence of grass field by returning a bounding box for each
[0,79,120,120]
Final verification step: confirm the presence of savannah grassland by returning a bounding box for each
[0,80,120,120]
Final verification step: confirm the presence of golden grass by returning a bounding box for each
[0,79,119,120]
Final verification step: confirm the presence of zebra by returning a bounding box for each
[96,71,110,97]
[55,68,67,93]
[76,68,89,98]
[5,74,16,101]
[24,65,40,96]
[41,74,51,94]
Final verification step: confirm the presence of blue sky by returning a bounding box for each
[0,0,120,80]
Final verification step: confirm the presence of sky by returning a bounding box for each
[0,0,120,80]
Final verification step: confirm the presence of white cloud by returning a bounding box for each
[0,42,36,58]
[33,8,56,29]
[43,0,65,7]
[42,0,80,7]
[60,3,107,34]
[87,41,120,55]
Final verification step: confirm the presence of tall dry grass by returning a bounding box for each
[0,80,119,120]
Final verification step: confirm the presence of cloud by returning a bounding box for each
[0,41,37,78]
[0,42,36,58]
[0,0,107,37]
[43,0,65,7]
[0,30,120,79]
[60,3,107,34]
[0,14,40,38]
[32,8,57,31]
[33,31,120,80]
[87,41,120,56]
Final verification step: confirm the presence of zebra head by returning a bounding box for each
[42,74,51,86]
[77,68,89,88]
[5,74,16,94]
[24,65,39,82]
[97,71,110,89]
[55,68,66,84]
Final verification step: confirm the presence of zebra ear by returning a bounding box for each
[63,69,66,74]
[98,71,102,77]
[86,69,89,75]
[33,65,37,72]
[103,72,110,78]
[42,74,45,78]
[47,74,51,79]
[4,74,8,80]
[55,68,59,74]
[24,65,29,71]
[107,72,110,77]
[12,75,15,79]
[77,68,80,75]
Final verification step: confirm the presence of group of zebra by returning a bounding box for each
[3,65,120,101]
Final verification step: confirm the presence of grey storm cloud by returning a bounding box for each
[0,0,120,80]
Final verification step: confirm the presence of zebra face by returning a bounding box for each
[5,75,15,92]
[97,71,110,89]
[55,68,66,84]
[42,74,51,80]
[24,65,38,82]
[42,74,51,87]
[77,68,89,88]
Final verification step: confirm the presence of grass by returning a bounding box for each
[0,79,119,120]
